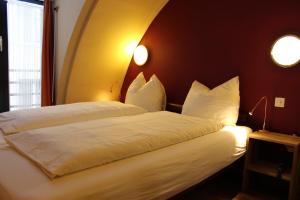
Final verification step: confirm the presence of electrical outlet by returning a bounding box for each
[275,97,285,108]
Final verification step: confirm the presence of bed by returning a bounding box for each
[0,72,248,199]
[0,109,251,200]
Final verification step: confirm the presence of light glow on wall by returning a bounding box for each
[61,0,169,103]
[96,91,112,101]
[134,45,148,66]
[271,35,300,67]
[125,41,139,56]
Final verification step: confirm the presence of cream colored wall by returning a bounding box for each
[56,0,168,104]
[54,0,84,97]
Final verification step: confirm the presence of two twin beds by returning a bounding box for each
[0,101,251,200]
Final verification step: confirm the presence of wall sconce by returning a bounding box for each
[271,35,300,67]
[134,45,148,66]
[249,96,268,131]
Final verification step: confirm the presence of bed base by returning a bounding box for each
[169,156,245,199]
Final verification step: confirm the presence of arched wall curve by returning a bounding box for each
[56,0,168,104]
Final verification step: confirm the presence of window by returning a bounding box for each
[7,0,43,111]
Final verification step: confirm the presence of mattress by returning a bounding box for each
[0,125,251,200]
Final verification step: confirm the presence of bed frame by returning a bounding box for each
[170,157,245,199]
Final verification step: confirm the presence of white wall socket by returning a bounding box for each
[275,97,285,108]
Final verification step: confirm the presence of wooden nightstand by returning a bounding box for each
[242,131,300,200]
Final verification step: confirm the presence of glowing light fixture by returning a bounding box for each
[134,45,148,66]
[249,96,268,131]
[271,35,300,67]
[222,126,249,148]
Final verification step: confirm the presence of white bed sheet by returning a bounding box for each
[0,126,251,200]
[0,101,146,135]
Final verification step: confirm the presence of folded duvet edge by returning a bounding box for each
[4,137,56,179]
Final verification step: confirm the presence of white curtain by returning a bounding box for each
[7,0,43,111]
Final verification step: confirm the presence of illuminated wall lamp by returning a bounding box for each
[249,96,268,131]
[271,35,300,67]
[134,45,148,66]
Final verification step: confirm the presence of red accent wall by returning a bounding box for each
[121,0,300,134]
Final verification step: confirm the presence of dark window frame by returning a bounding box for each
[0,0,44,112]
[17,0,44,6]
[0,0,9,112]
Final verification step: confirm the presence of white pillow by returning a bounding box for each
[182,76,240,125]
[125,73,166,111]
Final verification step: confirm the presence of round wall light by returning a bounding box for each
[271,35,300,67]
[134,45,148,66]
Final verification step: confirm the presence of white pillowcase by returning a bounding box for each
[182,76,240,125]
[125,72,166,112]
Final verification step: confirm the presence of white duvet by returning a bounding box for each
[5,111,222,179]
[0,101,146,135]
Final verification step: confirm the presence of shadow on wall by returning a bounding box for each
[121,0,300,134]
